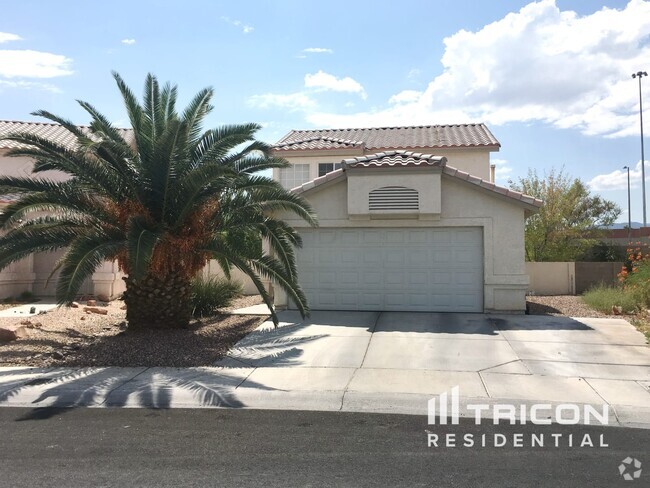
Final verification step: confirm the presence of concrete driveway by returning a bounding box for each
[217,310,650,425]
[2,311,649,426]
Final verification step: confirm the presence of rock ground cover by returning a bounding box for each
[0,296,267,367]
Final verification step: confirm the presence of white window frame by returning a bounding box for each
[318,163,342,177]
[279,164,310,189]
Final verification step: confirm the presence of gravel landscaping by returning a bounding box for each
[527,295,612,318]
[0,296,268,368]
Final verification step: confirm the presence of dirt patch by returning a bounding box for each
[526,295,610,318]
[0,299,268,367]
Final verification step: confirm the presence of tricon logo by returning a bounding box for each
[428,386,460,425]
[619,457,642,481]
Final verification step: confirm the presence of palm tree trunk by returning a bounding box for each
[123,272,192,329]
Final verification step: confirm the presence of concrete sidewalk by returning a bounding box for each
[1,311,649,427]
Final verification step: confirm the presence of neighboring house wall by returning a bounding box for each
[202,260,260,296]
[274,148,492,189]
[0,256,34,298]
[0,148,259,299]
[0,150,68,182]
[0,150,123,299]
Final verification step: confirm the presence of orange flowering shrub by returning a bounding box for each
[618,242,650,307]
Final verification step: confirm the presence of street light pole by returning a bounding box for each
[632,71,648,227]
[624,165,631,238]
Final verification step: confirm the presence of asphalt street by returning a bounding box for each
[1,407,648,487]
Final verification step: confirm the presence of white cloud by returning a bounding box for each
[221,16,254,34]
[588,160,649,191]
[249,70,367,110]
[491,158,513,184]
[389,90,422,104]
[305,0,650,136]
[0,79,61,93]
[247,92,316,111]
[407,68,421,80]
[302,47,333,54]
[121,38,136,45]
[0,50,73,78]
[0,32,21,43]
[304,70,366,99]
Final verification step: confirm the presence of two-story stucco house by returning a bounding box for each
[0,120,540,313]
[269,124,541,313]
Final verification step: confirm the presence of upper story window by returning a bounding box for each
[318,163,342,177]
[279,164,310,189]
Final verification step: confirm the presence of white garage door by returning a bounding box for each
[292,227,483,313]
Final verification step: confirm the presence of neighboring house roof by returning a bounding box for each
[292,150,542,209]
[0,193,20,205]
[0,120,132,150]
[273,124,500,152]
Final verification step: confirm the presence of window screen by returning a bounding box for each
[279,164,310,189]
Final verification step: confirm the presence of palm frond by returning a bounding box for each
[56,234,123,303]
[126,216,160,279]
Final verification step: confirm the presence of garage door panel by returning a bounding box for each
[318,230,338,244]
[340,250,358,264]
[385,252,405,265]
[431,272,452,285]
[318,271,337,286]
[433,250,452,263]
[339,270,360,286]
[339,230,360,245]
[363,251,382,264]
[293,227,483,312]
[408,250,429,265]
[408,272,428,286]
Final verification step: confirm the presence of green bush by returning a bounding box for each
[582,284,638,314]
[622,261,650,308]
[190,276,243,318]
[17,290,36,302]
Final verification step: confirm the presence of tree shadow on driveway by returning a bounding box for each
[0,330,325,421]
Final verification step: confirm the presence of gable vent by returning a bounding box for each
[369,186,419,212]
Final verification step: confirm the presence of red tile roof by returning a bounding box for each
[274,124,500,152]
[342,151,447,168]
[273,136,364,151]
[292,150,541,208]
[0,120,132,150]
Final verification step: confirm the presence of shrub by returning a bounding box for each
[615,243,650,309]
[17,290,36,302]
[582,283,638,314]
[190,276,243,318]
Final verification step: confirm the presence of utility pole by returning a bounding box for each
[624,165,631,238]
[632,71,648,227]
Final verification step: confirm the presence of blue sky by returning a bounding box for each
[1,0,649,223]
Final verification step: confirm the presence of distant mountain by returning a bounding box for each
[606,222,643,229]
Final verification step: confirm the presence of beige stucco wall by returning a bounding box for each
[275,172,529,312]
[202,260,262,296]
[347,168,441,218]
[0,151,121,298]
[274,147,493,187]
[0,150,69,182]
[526,262,576,295]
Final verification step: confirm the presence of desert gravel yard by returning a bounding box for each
[0,296,267,368]
[527,295,610,318]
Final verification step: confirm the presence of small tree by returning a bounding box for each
[510,168,620,262]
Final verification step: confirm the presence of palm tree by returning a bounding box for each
[0,73,317,329]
